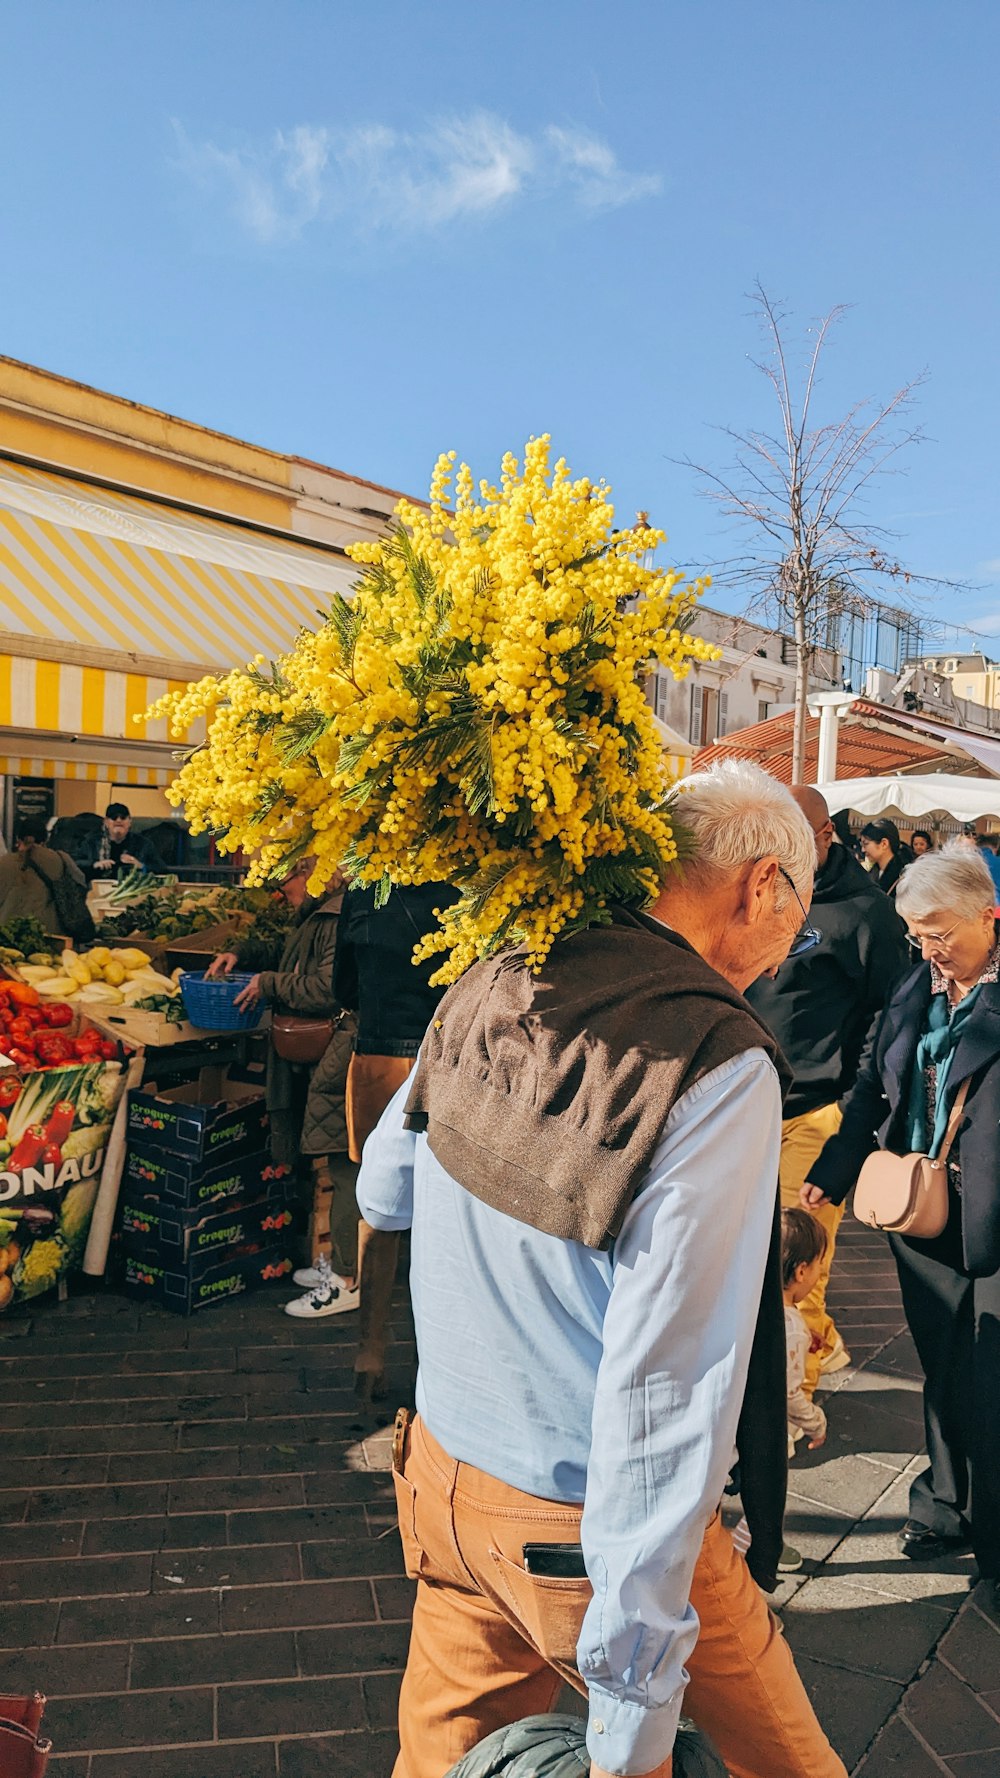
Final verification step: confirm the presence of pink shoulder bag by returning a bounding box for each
[853,1078,971,1239]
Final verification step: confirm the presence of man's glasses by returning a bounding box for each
[779,867,822,958]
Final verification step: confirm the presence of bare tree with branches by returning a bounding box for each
[687,285,961,782]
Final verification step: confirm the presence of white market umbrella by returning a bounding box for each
[817,775,1000,823]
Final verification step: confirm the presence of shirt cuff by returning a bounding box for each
[586,1682,685,1775]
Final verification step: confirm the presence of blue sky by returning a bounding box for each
[1,1,997,643]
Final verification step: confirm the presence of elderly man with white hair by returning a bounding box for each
[807,842,1000,1598]
[359,760,846,1778]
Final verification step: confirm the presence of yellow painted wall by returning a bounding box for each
[0,358,294,531]
[947,670,1000,709]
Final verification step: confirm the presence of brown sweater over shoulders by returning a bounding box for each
[403,906,792,1591]
[405,906,789,1247]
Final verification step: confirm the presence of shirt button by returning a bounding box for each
[592,1719,605,1734]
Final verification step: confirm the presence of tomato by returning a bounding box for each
[8,1018,34,1045]
[0,1114,6,1139]
[41,1004,74,1028]
[6,1048,34,1069]
[98,1039,117,1061]
[0,1076,22,1107]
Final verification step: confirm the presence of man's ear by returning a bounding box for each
[743,856,780,926]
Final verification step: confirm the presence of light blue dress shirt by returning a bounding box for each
[358,1047,781,1776]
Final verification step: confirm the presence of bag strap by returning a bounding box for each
[23,853,53,892]
[936,1077,972,1166]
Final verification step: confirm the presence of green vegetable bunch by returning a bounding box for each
[0,916,48,958]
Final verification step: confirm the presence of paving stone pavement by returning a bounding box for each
[0,1218,995,1775]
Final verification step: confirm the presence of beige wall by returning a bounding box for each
[54,783,176,820]
[55,781,102,818]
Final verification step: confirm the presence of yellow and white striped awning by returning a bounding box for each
[0,651,203,745]
[0,459,356,668]
[0,752,173,786]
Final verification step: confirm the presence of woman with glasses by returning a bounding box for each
[803,843,1000,1600]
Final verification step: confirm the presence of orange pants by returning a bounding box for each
[392,1415,846,1778]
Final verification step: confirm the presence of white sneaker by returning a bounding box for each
[284,1279,360,1319]
[293,1255,336,1290]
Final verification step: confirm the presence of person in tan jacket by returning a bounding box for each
[0,818,86,931]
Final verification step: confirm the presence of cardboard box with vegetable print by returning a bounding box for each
[0,1031,127,1313]
[124,1145,289,1213]
[126,1079,269,1168]
[120,1189,293,1275]
[124,1244,293,1315]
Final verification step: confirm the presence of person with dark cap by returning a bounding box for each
[859,818,913,898]
[748,787,908,1391]
[86,803,162,883]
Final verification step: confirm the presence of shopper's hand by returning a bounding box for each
[808,1431,827,1450]
[120,852,141,868]
[206,952,239,979]
[233,973,262,1011]
[800,1183,831,1211]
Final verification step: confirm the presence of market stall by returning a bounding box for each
[0,883,297,1319]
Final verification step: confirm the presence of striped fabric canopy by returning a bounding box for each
[0,751,173,786]
[0,460,356,667]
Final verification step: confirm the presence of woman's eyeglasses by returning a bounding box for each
[905,919,962,951]
[779,867,822,957]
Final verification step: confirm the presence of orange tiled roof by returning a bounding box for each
[693,701,946,784]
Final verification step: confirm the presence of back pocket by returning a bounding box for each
[488,1546,592,1666]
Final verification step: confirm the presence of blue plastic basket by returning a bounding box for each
[178,971,265,1032]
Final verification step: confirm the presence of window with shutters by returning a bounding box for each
[718,691,729,737]
[758,699,769,724]
[689,684,703,746]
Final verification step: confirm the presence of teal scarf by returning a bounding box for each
[907,985,982,1156]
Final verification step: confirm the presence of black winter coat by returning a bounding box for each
[333,882,457,1058]
[807,957,1000,1276]
[747,844,908,1118]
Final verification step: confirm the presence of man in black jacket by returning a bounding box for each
[748,787,908,1393]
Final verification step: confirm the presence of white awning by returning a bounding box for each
[879,711,1000,778]
[818,776,1000,822]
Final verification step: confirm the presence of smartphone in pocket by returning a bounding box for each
[521,1541,587,1579]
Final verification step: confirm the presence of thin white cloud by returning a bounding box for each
[977,558,1000,578]
[545,126,662,208]
[173,112,661,243]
